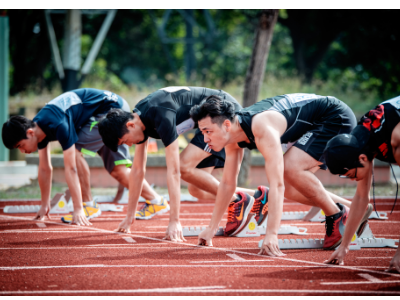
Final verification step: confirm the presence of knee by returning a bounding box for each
[110,166,126,182]
[187,183,200,198]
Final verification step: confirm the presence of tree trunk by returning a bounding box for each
[238,9,278,187]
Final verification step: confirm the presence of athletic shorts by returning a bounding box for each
[292,102,357,170]
[75,99,132,174]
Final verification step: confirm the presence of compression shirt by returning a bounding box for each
[33,88,124,150]
[133,86,242,147]
[237,93,351,150]
[359,96,400,163]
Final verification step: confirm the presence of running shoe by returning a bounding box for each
[322,203,349,250]
[250,186,269,226]
[356,203,374,237]
[61,201,101,223]
[135,197,169,220]
[224,192,255,237]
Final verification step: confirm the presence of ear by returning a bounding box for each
[126,120,135,129]
[359,154,369,165]
[223,119,231,132]
[26,128,34,137]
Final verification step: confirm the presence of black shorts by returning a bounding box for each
[293,101,357,169]
[190,129,225,169]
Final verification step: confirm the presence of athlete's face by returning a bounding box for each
[198,116,230,152]
[341,155,371,181]
[15,129,38,154]
[118,120,145,146]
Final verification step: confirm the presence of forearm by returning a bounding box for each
[126,168,145,219]
[167,171,181,222]
[38,167,52,206]
[209,182,236,230]
[64,167,83,210]
[339,195,369,249]
[265,184,285,235]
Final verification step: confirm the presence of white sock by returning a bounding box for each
[85,201,94,207]
[150,196,162,205]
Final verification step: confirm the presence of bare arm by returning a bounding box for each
[34,146,53,220]
[253,122,286,257]
[116,141,148,233]
[63,145,91,226]
[198,143,243,246]
[164,139,186,242]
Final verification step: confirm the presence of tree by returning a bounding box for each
[238,9,278,187]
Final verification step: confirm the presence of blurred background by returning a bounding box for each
[1,9,399,191]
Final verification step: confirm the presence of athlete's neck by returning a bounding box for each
[228,116,250,144]
[134,113,146,131]
[33,123,46,143]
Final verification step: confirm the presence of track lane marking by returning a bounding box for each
[36,223,46,228]
[226,253,246,261]
[1,214,399,279]
[190,260,273,263]
[358,273,383,282]
[1,288,400,295]
[0,265,389,270]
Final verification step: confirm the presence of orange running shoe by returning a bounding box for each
[250,186,269,226]
[224,192,255,237]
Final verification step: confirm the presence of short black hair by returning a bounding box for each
[98,108,134,152]
[2,116,35,149]
[189,95,236,126]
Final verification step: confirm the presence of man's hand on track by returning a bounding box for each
[386,249,400,273]
[198,227,215,247]
[71,209,92,226]
[258,233,286,257]
[164,220,186,242]
[33,204,51,221]
[324,245,348,265]
[115,216,134,233]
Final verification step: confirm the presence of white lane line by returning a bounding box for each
[122,237,136,243]
[36,223,46,228]
[191,260,273,263]
[358,273,383,282]
[321,280,400,285]
[226,253,246,261]
[0,230,165,234]
[1,288,400,295]
[0,247,206,250]
[1,214,399,279]
[0,265,389,270]
[87,243,172,246]
[158,218,227,221]
[358,257,392,259]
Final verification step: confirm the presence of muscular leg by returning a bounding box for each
[180,144,256,200]
[75,149,92,202]
[283,146,340,216]
[284,178,352,208]
[110,165,158,200]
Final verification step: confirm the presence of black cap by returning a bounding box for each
[323,125,370,175]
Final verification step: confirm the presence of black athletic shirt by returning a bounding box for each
[133,87,242,147]
[237,93,350,150]
[33,88,124,151]
[358,96,400,163]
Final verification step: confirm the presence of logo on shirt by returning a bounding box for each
[298,132,313,146]
[103,91,118,102]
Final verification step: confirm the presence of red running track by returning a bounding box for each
[0,197,399,295]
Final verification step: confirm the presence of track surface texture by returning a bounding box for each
[0,197,399,295]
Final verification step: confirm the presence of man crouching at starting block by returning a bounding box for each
[323,95,400,273]
[190,93,373,255]
[98,86,263,241]
[2,88,159,225]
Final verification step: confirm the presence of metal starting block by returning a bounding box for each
[281,206,388,222]
[182,214,308,238]
[3,190,72,214]
[258,222,398,250]
[98,204,124,212]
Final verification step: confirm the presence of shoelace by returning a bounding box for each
[227,202,237,223]
[323,216,335,237]
[251,198,261,213]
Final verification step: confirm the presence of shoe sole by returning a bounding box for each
[135,205,170,220]
[324,204,373,250]
[356,203,373,236]
[61,207,102,224]
[229,196,255,237]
